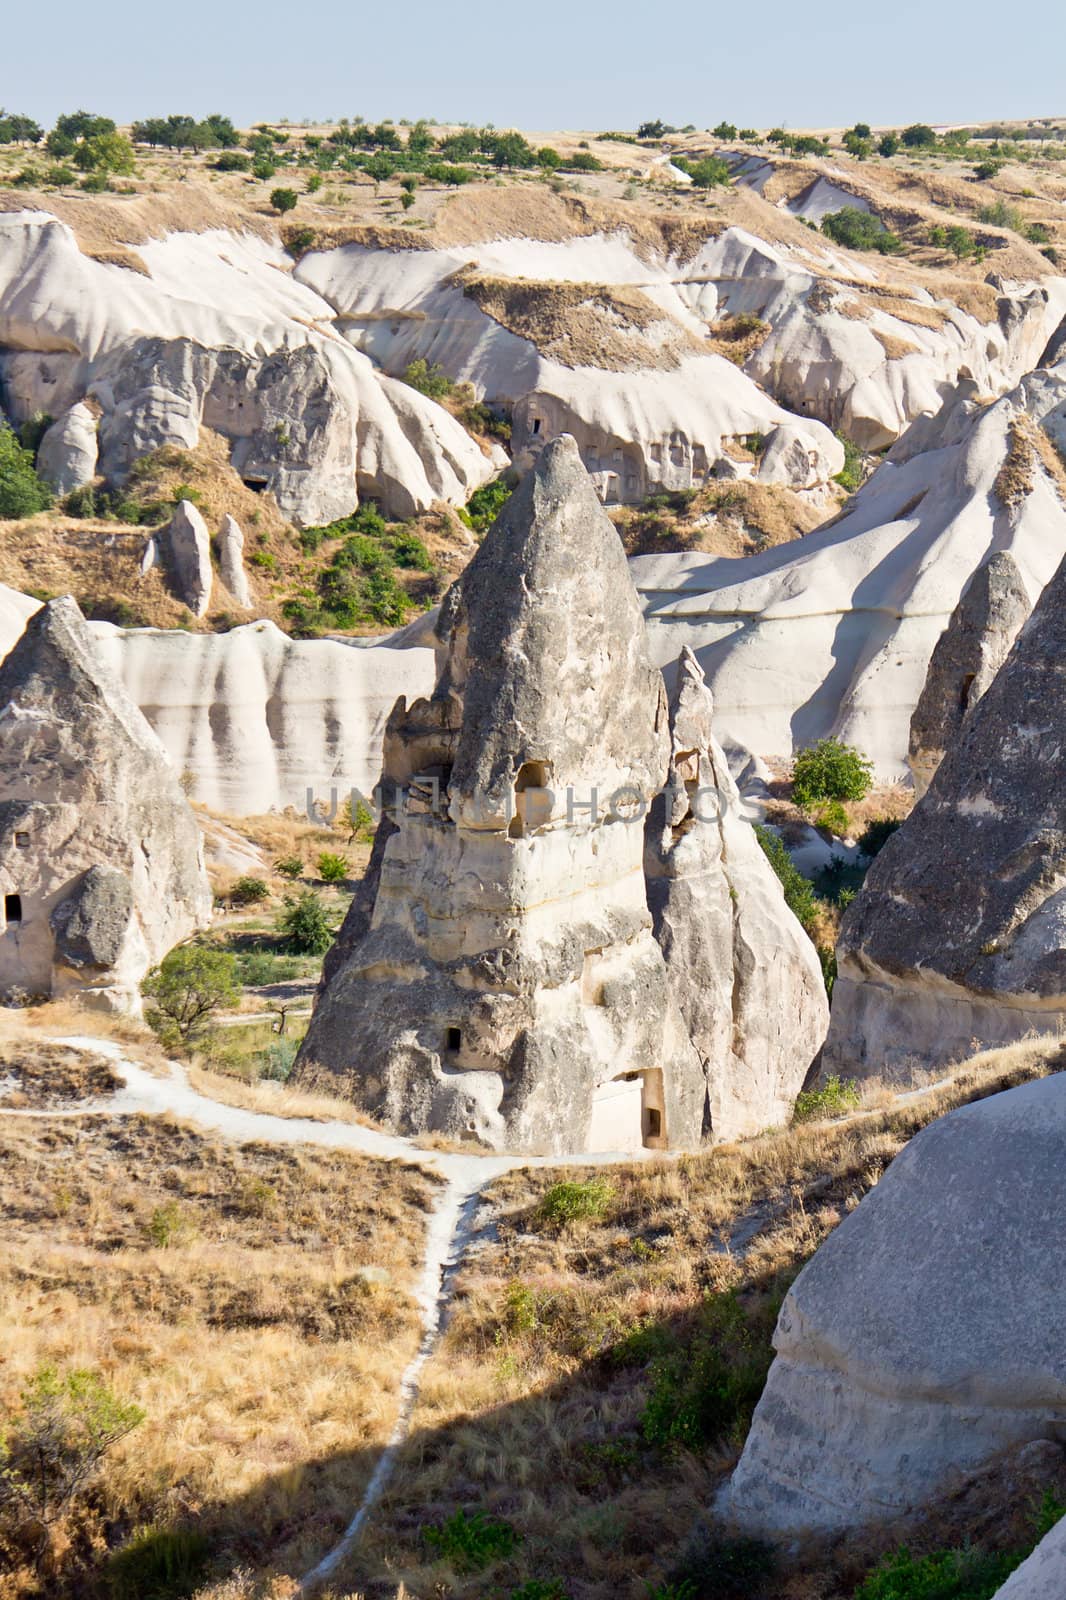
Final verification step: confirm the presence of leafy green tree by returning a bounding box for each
[791,738,874,805]
[685,156,731,188]
[637,119,667,139]
[567,151,602,171]
[848,122,872,140]
[252,157,277,180]
[821,206,902,254]
[53,109,115,142]
[423,162,473,186]
[713,121,738,139]
[278,890,334,954]
[878,133,900,156]
[401,357,453,399]
[537,146,562,170]
[843,132,873,159]
[485,129,537,169]
[270,186,298,214]
[73,132,135,175]
[438,129,479,160]
[0,423,52,518]
[902,122,937,148]
[141,945,240,1043]
[0,111,43,144]
[317,850,349,883]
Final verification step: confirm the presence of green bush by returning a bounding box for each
[260,1037,299,1082]
[234,948,302,986]
[901,123,937,148]
[853,1545,1019,1600]
[821,207,902,254]
[270,186,298,214]
[683,155,732,188]
[317,850,348,883]
[0,422,53,518]
[793,1074,861,1123]
[142,946,240,1044]
[791,738,874,805]
[879,133,900,157]
[278,890,334,954]
[978,199,1025,232]
[833,431,865,491]
[212,150,249,171]
[386,528,433,569]
[423,1508,519,1571]
[536,1178,615,1229]
[274,854,304,879]
[401,357,454,399]
[230,876,269,905]
[105,1523,209,1599]
[643,1290,774,1451]
[459,474,514,533]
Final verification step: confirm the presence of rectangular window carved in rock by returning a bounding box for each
[4,893,22,924]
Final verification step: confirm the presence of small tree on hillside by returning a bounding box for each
[270,186,298,214]
[0,423,52,518]
[141,945,240,1044]
[791,738,874,806]
[278,891,334,954]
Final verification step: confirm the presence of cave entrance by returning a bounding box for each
[4,893,22,926]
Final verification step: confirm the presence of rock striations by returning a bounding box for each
[0,597,211,1011]
[719,1072,1066,1536]
[825,545,1066,1076]
[644,647,828,1139]
[297,439,827,1152]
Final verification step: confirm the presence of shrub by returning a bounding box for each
[459,474,514,533]
[212,150,250,171]
[643,1290,774,1451]
[285,225,317,257]
[0,422,53,518]
[791,738,874,805]
[387,528,433,569]
[278,890,334,954]
[0,1365,143,1536]
[821,206,902,254]
[270,186,298,213]
[536,1178,615,1228]
[317,850,349,883]
[251,157,277,180]
[793,1074,861,1123]
[878,133,900,157]
[142,946,240,1043]
[901,123,937,148]
[104,1523,209,1599]
[566,151,602,171]
[424,1508,519,1570]
[274,854,304,879]
[810,797,851,836]
[859,817,903,856]
[230,876,269,905]
[853,1545,1019,1600]
[978,198,1025,232]
[833,431,865,491]
[667,1531,776,1599]
[259,1037,299,1082]
[685,156,732,188]
[401,357,454,399]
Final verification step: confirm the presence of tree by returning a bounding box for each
[0,111,43,145]
[278,890,334,954]
[537,146,562,171]
[485,130,537,169]
[438,129,479,160]
[713,121,738,139]
[53,109,116,142]
[270,187,299,214]
[791,738,874,806]
[685,156,732,188]
[567,151,602,171]
[902,122,937,148]
[821,206,902,254]
[0,423,52,518]
[637,119,667,139]
[843,132,872,159]
[73,132,135,175]
[317,850,349,883]
[878,132,900,157]
[848,122,872,140]
[0,1365,143,1543]
[141,945,240,1043]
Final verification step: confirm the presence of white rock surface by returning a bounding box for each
[164,499,213,616]
[35,400,98,494]
[633,371,1066,777]
[0,212,499,523]
[217,513,251,607]
[720,1072,1066,1536]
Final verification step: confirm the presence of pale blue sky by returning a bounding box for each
[7,0,1064,131]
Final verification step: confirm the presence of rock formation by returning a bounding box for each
[217,514,251,608]
[0,597,211,1011]
[719,1071,1066,1537]
[825,544,1066,1076]
[908,551,1030,796]
[36,401,98,495]
[296,437,709,1154]
[164,499,213,616]
[991,1515,1066,1599]
[644,647,828,1139]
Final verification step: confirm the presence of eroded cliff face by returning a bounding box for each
[0,597,211,1011]
[824,540,1066,1076]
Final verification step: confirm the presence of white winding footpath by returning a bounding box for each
[2,1035,660,1594]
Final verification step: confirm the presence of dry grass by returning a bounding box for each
[186,1062,379,1128]
[994,416,1038,509]
[614,478,828,559]
[870,327,921,360]
[706,311,772,365]
[340,1037,1065,1599]
[0,1040,121,1108]
[0,1043,441,1596]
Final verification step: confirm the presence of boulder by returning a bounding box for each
[164,499,213,617]
[908,551,1030,797]
[0,597,211,1011]
[991,1515,1066,1599]
[824,541,1066,1077]
[217,514,251,608]
[644,647,829,1138]
[296,437,707,1154]
[719,1072,1066,1537]
[755,422,843,490]
[36,401,98,495]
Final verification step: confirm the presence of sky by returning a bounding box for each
[6,0,1065,132]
